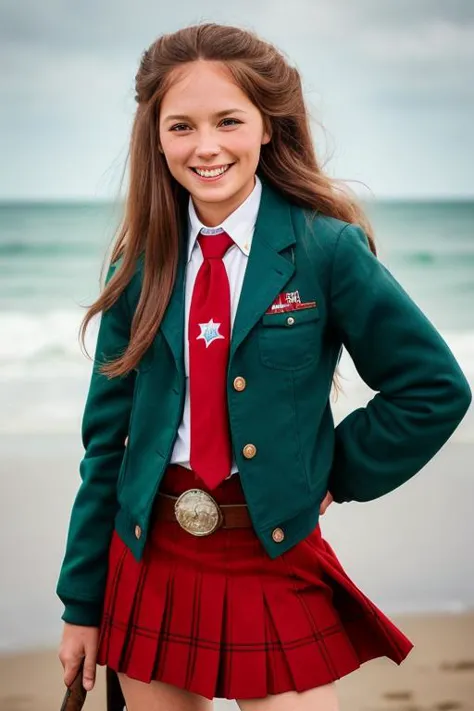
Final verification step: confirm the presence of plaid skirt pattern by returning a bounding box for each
[96,465,413,700]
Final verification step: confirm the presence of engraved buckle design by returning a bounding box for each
[174,489,223,536]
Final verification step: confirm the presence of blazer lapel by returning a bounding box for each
[159,222,187,376]
[230,181,296,359]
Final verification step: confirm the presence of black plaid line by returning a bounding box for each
[153,559,176,678]
[120,559,150,670]
[281,550,342,679]
[101,615,364,654]
[185,569,203,689]
[99,542,128,660]
[295,589,340,677]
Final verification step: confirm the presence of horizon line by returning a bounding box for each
[0,194,473,205]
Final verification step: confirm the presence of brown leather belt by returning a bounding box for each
[154,489,252,535]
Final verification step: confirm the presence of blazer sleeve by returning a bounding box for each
[328,223,472,504]
[56,262,137,626]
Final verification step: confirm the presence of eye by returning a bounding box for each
[169,123,191,132]
[220,118,242,127]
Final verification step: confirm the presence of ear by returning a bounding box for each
[261,118,272,145]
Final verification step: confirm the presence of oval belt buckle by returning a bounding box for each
[174,489,223,536]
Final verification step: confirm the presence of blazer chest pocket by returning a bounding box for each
[258,306,320,370]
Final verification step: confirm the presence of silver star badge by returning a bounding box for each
[196,319,225,348]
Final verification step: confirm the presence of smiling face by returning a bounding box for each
[159,60,271,226]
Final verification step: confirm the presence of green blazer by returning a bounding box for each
[56,180,471,626]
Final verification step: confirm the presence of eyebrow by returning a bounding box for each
[163,108,247,123]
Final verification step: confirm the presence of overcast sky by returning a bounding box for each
[1,0,473,200]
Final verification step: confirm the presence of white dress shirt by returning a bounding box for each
[170,175,263,474]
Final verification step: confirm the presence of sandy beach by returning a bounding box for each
[0,613,473,710]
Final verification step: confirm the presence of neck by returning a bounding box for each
[192,176,256,227]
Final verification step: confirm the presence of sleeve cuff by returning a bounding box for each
[61,599,103,627]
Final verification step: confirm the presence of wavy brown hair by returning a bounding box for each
[81,22,376,379]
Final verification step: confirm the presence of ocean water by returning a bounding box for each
[0,198,473,435]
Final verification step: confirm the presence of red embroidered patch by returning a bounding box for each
[265,290,317,315]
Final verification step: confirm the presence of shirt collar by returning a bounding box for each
[187,174,262,263]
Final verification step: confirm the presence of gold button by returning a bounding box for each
[272,527,285,543]
[233,376,246,392]
[286,316,295,326]
[243,443,257,459]
[134,525,142,540]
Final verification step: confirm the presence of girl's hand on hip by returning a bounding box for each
[319,491,334,515]
[58,623,99,691]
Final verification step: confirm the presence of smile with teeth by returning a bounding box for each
[192,164,233,178]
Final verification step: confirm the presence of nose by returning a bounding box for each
[194,129,220,159]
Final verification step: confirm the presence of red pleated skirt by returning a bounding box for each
[96,464,413,700]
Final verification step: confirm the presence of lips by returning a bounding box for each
[190,163,235,179]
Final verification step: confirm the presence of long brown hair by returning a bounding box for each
[82,23,376,378]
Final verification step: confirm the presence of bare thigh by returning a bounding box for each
[237,683,339,711]
[118,673,214,711]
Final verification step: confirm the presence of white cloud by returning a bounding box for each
[365,20,473,59]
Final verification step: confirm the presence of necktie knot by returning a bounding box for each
[198,230,234,260]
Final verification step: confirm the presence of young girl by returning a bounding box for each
[56,23,471,711]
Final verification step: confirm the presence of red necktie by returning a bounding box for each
[189,230,234,489]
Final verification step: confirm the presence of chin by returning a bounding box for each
[194,183,240,202]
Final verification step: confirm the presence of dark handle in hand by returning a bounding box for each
[59,659,87,711]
